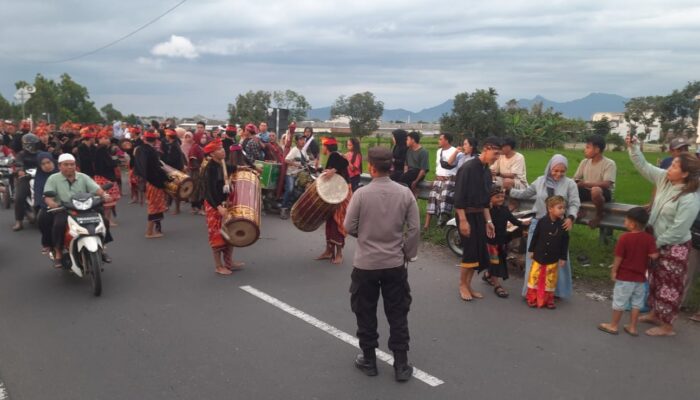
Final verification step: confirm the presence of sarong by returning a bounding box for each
[146,183,167,221]
[648,241,691,324]
[426,177,455,215]
[487,243,509,280]
[94,175,120,208]
[522,218,572,298]
[204,200,227,250]
[325,186,352,247]
[526,260,558,308]
[458,212,488,271]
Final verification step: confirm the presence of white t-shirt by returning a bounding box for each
[285,146,308,176]
[435,146,458,177]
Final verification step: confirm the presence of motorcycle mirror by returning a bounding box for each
[101,182,114,190]
[43,191,57,198]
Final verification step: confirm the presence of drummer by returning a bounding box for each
[201,138,244,275]
[316,136,351,265]
[134,129,169,238]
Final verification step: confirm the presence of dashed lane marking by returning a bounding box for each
[240,285,444,387]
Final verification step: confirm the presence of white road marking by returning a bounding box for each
[0,381,8,400]
[240,285,444,387]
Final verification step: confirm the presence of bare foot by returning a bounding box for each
[645,326,676,337]
[331,254,343,265]
[226,261,245,271]
[145,233,164,239]
[470,291,484,299]
[170,210,180,215]
[215,266,233,275]
[110,221,118,227]
[639,314,661,325]
[623,325,639,337]
[459,286,472,301]
[315,252,333,261]
[690,313,700,323]
[128,199,137,204]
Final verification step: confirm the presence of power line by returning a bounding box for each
[40,0,188,64]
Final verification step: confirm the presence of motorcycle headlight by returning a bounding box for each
[72,197,93,211]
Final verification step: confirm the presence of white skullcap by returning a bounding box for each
[58,153,76,163]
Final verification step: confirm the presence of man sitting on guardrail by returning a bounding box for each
[574,134,616,228]
[395,131,428,194]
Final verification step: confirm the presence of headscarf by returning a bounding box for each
[544,154,568,190]
[181,132,193,157]
[34,152,58,208]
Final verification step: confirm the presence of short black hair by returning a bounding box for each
[626,207,649,227]
[586,134,606,152]
[407,131,421,143]
[368,146,392,173]
[304,127,313,134]
[151,120,160,130]
[440,132,453,144]
[197,121,205,127]
[502,137,516,149]
[481,136,502,149]
[325,143,338,152]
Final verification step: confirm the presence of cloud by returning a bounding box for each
[136,57,164,69]
[151,35,199,59]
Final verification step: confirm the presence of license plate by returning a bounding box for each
[76,215,102,224]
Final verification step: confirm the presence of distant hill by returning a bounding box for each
[306,93,628,122]
[514,93,629,120]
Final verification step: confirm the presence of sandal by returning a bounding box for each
[481,272,495,286]
[623,326,639,337]
[597,324,618,335]
[494,285,509,298]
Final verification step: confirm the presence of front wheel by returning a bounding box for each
[82,250,102,297]
[446,226,463,257]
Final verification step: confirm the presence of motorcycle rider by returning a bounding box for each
[42,153,113,268]
[10,120,32,153]
[12,133,40,231]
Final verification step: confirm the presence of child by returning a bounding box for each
[598,207,658,336]
[526,195,569,309]
[483,186,529,298]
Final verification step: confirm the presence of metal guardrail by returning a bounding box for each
[359,174,632,235]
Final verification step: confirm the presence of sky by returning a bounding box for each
[1,0,699,119]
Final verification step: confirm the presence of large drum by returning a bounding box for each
[254,161,281,190]
[291,174,349,232]
[222,168,261,247]
[162,164,193,200]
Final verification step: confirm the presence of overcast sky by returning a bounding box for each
[1,0,699,118]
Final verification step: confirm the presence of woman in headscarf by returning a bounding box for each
[509,154,580,300]
[390,129,408,182]
[35,151,58,255]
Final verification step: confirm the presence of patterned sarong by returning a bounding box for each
[146,183,167,221]
[648,241,691,324]
[426,177,455,215]
[94,175,120,208]
[204,200,227,250]
[526,260,559,308]
[326,186,352,247]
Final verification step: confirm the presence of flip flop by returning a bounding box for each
[645,327,676,337]
[623,326,639,337]
[689,314,700,323]
[597,324,619,335]
[481,273,495,286]
[459,290,472,302]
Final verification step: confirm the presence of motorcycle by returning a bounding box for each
[0,155,14,209]
[45,184,112,296]
[444,218,462,257]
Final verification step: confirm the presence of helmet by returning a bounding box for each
[21,133,40,153]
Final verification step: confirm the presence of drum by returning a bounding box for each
[291,174,349,232]
[222,168,261,247]
[162,164,194,200]
[254,161,281,190]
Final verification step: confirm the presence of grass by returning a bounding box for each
[328,136,699,308]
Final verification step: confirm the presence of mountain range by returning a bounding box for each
[306,93,629,122]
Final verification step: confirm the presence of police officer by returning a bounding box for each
[343,146,420,382]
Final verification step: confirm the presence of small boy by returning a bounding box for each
[598,207,658,336]
[483,186,529,298]
[526,196,570,309]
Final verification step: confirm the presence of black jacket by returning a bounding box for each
[528,217,569,265]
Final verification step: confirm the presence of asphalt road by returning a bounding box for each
[0,194,698,400]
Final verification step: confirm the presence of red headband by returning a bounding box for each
[322,137,337,146]
[203,138,223,154]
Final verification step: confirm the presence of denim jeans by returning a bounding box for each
[282,175,297,209]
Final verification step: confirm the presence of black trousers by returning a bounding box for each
[391,168,422,188]
[350,266,412,354]
[14,176,30,221]
[37,208,54,247]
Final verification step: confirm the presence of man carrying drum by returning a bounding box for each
[316,137,351,265]
[201,138,244,276]
[134,130,169,238]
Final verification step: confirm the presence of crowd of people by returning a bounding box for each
[1,117,700,380]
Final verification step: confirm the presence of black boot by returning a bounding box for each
[393,351,413,382]
[354,353,378,377]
